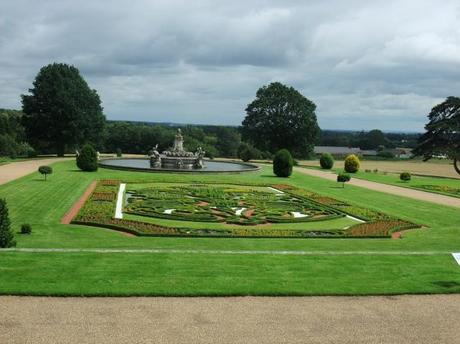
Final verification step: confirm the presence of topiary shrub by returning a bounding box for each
[0,198,16,248]
[400,172,411,181]
[319,153,334,169]
[76,144,98,171]
[273,149,294,177]
[344,154,360,173]
[38,165,53,180]
[116,148,122,157]
[20,224,32,234]
[337,173,351,188]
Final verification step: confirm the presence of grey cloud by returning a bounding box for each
[1,0,459,130]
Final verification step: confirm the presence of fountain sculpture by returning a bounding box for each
[149,129,205,169]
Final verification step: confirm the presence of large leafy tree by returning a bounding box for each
[242,82,319,158]
[21,63,106,156]
[413,96,460,175]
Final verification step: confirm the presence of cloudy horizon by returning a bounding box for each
[1,0,459,131]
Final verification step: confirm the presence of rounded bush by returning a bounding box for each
[21,224,32,234]
[38,165,53,180]
[319,153,334,169]
[116,148,122,157]
[337,173,351,187]
[77,144,98,171]
[273,149,294,177]
[344,154,360,173]
[400,172,411,181]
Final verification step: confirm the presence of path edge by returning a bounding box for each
[61,181,97,224]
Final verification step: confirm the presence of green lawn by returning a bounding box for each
[0,160,459,295]
[313,166,460,198]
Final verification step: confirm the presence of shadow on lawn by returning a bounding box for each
[432,281,460,288]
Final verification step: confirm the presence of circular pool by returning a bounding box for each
[99,158,260,173]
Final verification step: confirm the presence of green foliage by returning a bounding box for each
[344,154,360,173]
[242,82,319,158]
[337,173,351,187]
[238,142,261,162]
[20,223,32,234]
[273,149,294,177]
[21,63,106,156]
[116,148,122,157]
[413,184,460,197]
[76,144,98,172]
[38,165,53,180]
[319,153,334,169]
[377,151,395,159]
[400,172,411,181]
[413,96,460,175]
[356,129,393,150]
[0,198,16,248]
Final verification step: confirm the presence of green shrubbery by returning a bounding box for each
[0,199,16,248]
[77,144,98,171]
[337,173,351,187]
[116,148,122,157]
[273,149,293,177]
[20,224,32,234]
[319,153,334,169]
[238,143,260,162]
[400,172,411,181]
[344,154,360,173]
[38,165,53,180]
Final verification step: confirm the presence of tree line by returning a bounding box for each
[1,62,458,174]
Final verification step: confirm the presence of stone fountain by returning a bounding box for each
[149,129,205,169]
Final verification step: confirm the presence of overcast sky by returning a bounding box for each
[1,0,459,131]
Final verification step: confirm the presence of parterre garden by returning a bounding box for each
[73,180,420,238]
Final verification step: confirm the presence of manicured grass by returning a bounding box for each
[0,160,459,295]
[0,252,459,296]
[335,169,460,198]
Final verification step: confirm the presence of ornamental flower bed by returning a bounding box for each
[71,180,422,238]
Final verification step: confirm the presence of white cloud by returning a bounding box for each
[1,0,459,130]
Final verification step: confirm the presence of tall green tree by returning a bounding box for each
[21,63,106,156]
[413,97,460,175]
[0,198,16,248]
[242,82,319,158]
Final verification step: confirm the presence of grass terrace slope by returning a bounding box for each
[0,160,459,296]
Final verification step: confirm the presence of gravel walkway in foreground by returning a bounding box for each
[0,158,73,185]
[1,295,459,344]
[294,167,460,209]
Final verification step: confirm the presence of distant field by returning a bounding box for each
[299,159,459,179]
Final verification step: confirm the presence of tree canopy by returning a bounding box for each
[21,63,106,156]
[413,96,460,175]
[242,82,319,158]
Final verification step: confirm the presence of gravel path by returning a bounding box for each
[1,295,459,344]
[295,167,460,209]
[0,158,72,185]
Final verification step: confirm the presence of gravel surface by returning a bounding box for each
[1,295,459,344]
[295,167,460,209]
[0,158,72,185]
